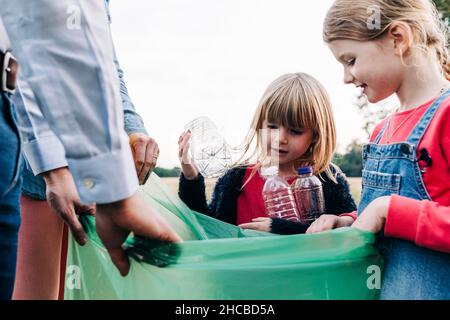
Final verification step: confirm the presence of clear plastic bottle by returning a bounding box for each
[262,166,301,222]
[184,116,232,178]
[292,166,325,224]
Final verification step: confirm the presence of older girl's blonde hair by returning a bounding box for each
[236,72,338,184]
[323,0,450,80]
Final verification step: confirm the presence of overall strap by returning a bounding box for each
[407,89,450,145]
[373,120,389,144]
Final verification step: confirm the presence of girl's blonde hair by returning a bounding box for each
[236,72,338,184]
[323,0,450,80]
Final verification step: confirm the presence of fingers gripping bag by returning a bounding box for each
[64,173,383,300]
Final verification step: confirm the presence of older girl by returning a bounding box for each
[308,0,450,299]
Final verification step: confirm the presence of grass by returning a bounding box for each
[348,177,362,205]
[161,177,362,205]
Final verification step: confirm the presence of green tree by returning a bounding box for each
[354,91,395,139]
[433,0,450,25]
[333,140,363,177]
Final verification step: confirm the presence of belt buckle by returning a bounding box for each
[2,51,18,94]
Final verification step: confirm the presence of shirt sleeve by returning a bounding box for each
[178,173,209,214]
[385,195,450,253]
[0,0,138,204]
[13,79,68,175]
[13,0,147,177]
[339,211,357,220]
[0,17,10,52]
[113,48,148,136]
[271,218,308,235]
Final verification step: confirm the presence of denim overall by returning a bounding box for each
[359,89,450,300]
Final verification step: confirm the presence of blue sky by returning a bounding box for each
[109,0,383,167]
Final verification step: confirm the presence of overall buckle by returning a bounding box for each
[1,51,18,94]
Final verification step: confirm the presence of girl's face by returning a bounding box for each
[328,38,404,103]
[262,120,314,167]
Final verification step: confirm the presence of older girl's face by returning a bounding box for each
[328,38,404,103]
[262,120,314,166]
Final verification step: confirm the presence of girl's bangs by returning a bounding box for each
[264,91,314,131]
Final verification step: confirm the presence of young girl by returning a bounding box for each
[307,0,450,299]
[178,72,356,235]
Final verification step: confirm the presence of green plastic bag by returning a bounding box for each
[64,173,383,300]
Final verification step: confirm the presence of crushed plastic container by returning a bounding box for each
[184,116,232,178]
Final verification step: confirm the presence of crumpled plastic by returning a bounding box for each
[64,173,383,300]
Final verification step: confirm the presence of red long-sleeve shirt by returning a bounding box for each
[345,96,450,253]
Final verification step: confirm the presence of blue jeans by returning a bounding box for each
[0,93,22,300]
[21,160,47,201]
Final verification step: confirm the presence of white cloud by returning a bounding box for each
[109,0,368,167]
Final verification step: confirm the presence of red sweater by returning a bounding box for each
[236,168,267,225]
[346,96,450,253]
[236,168,297,225]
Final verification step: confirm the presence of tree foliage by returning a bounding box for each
[333,140,363,177]
[433,0,450,25]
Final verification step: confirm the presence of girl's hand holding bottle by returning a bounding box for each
[239,217,272,233]
[306,214,354,233]
[306,196,391,234]
[178,130,199,180]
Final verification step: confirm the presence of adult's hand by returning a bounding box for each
[42,167,95,246]
[95,192,182,276]
[129,132,159,184]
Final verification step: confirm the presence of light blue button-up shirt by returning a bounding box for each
[0,0,140,204]
[0,15,10,53]
[13,0,148,202]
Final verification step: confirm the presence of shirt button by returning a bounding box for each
[401,143,410,154]
[83,178,95,189]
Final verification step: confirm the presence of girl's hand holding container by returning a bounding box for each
[129,132,160,185]
[178,130,200,180]
[239,217,272,233]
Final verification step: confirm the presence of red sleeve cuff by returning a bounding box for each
[339,211,357,220]
[384,194,421,242]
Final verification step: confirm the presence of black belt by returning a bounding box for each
[0,50,18,94]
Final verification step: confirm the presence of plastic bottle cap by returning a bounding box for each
[297,166,313,175]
